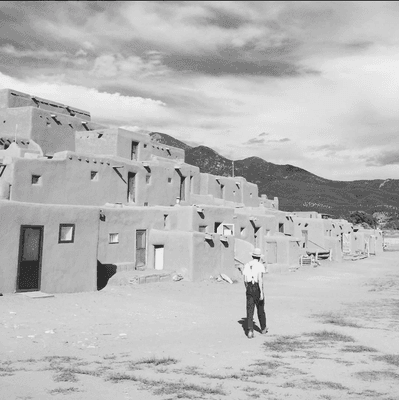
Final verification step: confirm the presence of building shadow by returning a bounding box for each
[97,260,117,290]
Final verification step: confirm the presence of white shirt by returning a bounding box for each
[242,259,266,283]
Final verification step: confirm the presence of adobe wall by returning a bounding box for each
[199,173,260,207]
[149,230,193,275]
[76,128,185,162]
[0,107,105,155]
[6,152,201,207]
[0,89,91,120]
[191,232,236,281]
[0,200,98,294]
[96,206,166,267]
[265,236,301,268]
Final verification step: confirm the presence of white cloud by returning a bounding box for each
[0,44,66,59]
[90,53,168,79]
[0,72,173,126]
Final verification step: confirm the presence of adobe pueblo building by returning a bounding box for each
[0,89,383,294]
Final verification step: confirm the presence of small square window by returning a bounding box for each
[146,175,151,184]
[59,224,75,243]
[91,171,98,181]
[144,202,149,206]
[32,175,41,185]
[109,233,119,244]
[168,177,172,183]
[199,225,207,233]
[144,144,147,148]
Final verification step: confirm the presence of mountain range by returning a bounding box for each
[150,132,399,228]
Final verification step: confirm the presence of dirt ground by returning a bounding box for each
[1,252,399,400]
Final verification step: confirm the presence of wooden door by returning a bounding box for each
[136,230,146,268]
[17,226,43,292]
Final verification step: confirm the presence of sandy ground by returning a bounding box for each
[1,252,399,400]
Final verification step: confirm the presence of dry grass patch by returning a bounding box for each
[107,373,226,398]
[373,354,399,367]
[48,387,80,395]
[129,356,179,369]
[263,335,309,352]
[53,371,78,383]
[43,356,80,363]
[305,330,355,343]
[106,372,140,383]
[341,345,378,353]
[151,379,226,398]
[305,379,348,391]
[355,370,399,381]
[313,312,362,328]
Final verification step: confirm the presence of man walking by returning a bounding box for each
[241,248,268,338]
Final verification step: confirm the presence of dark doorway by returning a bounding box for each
[17,226,43,292]
[131,141,139,161]
[302,230,308,248]
[180,176,186,201]
[136,229,147,269]
[127,172,136,203]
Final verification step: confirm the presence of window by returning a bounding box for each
[144,144,147,148]
[59,224,75,243]
[240,227,245,236]
[265,229,270,237]
[199,225,207,233]
[144,202,148,206]
[168,177,172,183]
[109,233,119,244]
[32,175,41,185]
[279,223,284,233]
[91,171,98,181]
[146,175,151,184]
[214,222,221,233]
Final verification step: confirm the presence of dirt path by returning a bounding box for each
[1,252,399,399]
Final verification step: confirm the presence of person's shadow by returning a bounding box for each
[237,317,261,335]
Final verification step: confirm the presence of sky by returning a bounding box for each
[1,1,399,181]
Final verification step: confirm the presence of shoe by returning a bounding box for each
[247,330,254,339]
[261,327,269,334]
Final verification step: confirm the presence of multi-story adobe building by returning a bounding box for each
[0,89,383,294]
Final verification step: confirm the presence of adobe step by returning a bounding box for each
[108,269,177,286]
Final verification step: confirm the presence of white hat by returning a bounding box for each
[250,248,263,258]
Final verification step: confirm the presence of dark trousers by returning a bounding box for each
[246,282,266,332]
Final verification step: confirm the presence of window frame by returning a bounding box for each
[109,233,119,244]
[58,224,75,244]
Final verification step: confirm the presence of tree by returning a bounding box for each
[348,211,377,229]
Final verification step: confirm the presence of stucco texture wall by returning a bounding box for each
[0,201,98,294]
[97,206,165,267]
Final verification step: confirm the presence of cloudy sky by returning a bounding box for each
[1,1,399,181]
